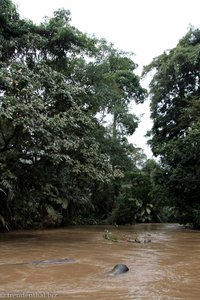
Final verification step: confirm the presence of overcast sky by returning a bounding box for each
[14,0,200,157]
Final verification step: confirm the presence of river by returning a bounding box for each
[0,224,200,300]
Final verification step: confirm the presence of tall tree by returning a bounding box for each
[0,2,112,229]
[143,27,200,227]
[0,1,147,229]
[77,45,148,224]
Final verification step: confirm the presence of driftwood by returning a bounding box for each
[127,236,151,243]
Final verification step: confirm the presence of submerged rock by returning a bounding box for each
[30,258,76,265]
[108,264,129,276]
[1,258,76,266]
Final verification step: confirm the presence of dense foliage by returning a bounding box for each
[2,1,199,230]
[0,0,159,230]
[143,27,200,228]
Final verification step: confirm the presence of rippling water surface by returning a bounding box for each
[0,224,200,299]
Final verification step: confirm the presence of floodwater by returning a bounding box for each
[0,224,200,300]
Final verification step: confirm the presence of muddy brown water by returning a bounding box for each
[0,224,200,300]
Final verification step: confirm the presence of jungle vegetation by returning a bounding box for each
[0,0,199,230]
[143,27,200,228]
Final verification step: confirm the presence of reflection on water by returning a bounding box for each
[0,224,200,299]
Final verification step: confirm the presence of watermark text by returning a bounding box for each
[0,292,57,299]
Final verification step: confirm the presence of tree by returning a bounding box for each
[79,46,148,224]
[0,2,112,229]
[143,27,200,227]
[0,1,147,229]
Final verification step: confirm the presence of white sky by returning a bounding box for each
[14,0,200,158]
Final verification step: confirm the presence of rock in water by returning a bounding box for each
[108,264,129,276]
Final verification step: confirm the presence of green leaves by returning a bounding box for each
[144,28,200,227]
[0,3,114,228]
[0,1,149,229]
